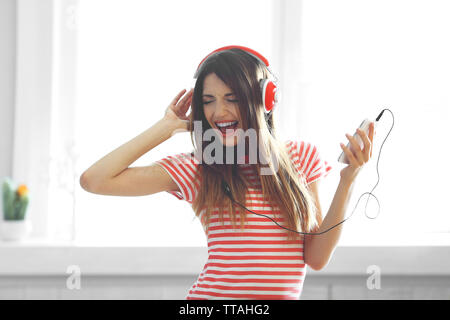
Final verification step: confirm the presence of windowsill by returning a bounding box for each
[0,236,449,276]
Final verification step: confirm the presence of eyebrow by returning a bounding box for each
[202,93,235,98]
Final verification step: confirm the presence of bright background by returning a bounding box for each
[73,0,450,246]
[2,0,449,247]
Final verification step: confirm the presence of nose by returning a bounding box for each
[214,99,231,118]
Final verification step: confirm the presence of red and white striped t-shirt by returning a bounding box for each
[154,140,332,299]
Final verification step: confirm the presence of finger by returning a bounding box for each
[356,128,371,162]
[178,89,193,108]
[345,133,365,166]
[170,89,187,107]
[369,122,375,142]
[369,122,375,158]
[173,91,193,118]
[179,92,193,114]
[340,143,359,167]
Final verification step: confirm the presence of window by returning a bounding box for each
[294,0,450,245]
[43,0,449,246]
[73,0,274,245]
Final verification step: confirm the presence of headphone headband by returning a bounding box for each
[194,45,270,79]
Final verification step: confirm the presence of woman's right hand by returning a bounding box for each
[163,88,194,134]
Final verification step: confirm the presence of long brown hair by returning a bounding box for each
[188,48,318,241]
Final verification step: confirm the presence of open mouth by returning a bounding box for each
[214,120,239,135]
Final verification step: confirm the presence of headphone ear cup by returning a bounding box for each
[259,79,278,113]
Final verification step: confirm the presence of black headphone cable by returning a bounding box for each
[221,108,394,236]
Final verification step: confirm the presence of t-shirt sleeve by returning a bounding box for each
[286,140,333,185]
[153,152,200,204]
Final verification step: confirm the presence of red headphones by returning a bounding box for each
[193,45,279,113]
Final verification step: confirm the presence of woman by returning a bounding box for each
[80,46,375,300]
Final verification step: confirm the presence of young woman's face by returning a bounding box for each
[202,73,243,147]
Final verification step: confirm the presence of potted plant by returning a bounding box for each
[1,177,31,241]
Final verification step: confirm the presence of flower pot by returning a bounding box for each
[0,219,32,241]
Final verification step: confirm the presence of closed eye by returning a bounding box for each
[203,100,239,105]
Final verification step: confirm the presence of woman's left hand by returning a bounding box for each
[339,122,375,184]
